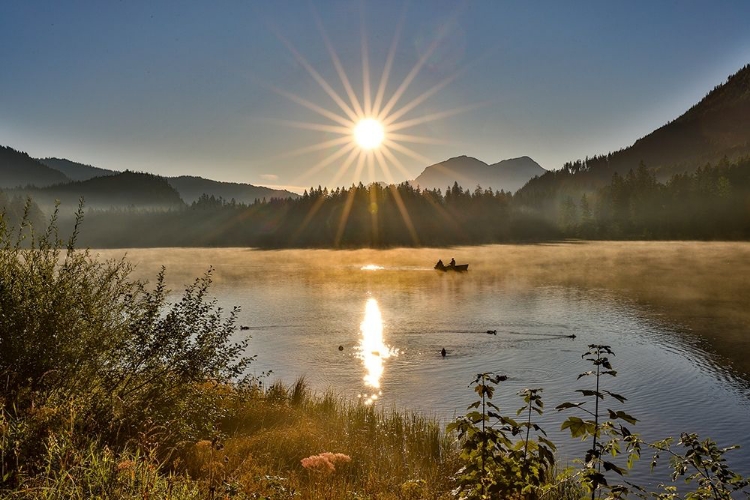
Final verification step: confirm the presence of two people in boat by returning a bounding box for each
[435,258,457,268]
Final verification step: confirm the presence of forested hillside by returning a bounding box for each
[0,146,71,188]
[14,171,185,211]
[39,157,118,181]
[41,155,748,247]
[167,175,298,204]
[516,64,750,210]
[561,156,750,239]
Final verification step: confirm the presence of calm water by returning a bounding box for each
[98,243,750,484]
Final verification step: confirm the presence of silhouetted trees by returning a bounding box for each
[55,181,543,248]
[554,156,750,240]
[6,155,750,248]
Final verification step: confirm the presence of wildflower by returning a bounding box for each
[319,452,351,466]
[301,452,351,473]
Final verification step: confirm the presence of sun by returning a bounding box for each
[267,4,476,190]
[266,5,479,246]
[353,118,385,150]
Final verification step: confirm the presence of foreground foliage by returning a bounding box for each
[448,374,556,499]
[1,207,748,499]
[0,203,250,486]
[447,346,748,500]
[2,378,458,499]
[556,345,641,498]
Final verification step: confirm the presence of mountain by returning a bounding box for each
[632,63,750,177]
[413,155,546,193]
[39,157,118,181]
[167,176,298,204]
[37,157,297,202]
[1,146,71,188]
[22,171,185,211]
[516,64,750,204]
[6,148,297,207]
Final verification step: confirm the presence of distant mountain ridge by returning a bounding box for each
[2,149,299,207]
[168,176,297,204]
[36,157,299,203]
[516,63,750,203]
[25,171,185,211]
[414,155,546,193]
[39,157,118,181]
[1,146,71,188]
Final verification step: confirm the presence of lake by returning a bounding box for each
[96,242,750,485]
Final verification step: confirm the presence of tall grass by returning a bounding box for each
[9,436,202,500]
[4,378,459,499]
[216,377,459,499]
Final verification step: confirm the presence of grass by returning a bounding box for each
[200,377,459,499]
[4,378,460,499]
[2,377,591,499]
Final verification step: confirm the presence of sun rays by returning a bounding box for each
[267,3,472,246]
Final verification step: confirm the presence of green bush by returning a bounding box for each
[447,373,556,499]
[0,202,252,485]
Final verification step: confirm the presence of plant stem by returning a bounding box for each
[590,350,602,500]
[482,384,487,499]
[524,401,532,461]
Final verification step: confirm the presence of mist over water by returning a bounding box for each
[95,242,750,483]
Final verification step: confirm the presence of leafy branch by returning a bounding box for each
[556,345,642,499]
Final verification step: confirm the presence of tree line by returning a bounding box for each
[2,156,750,247]
[556,156,750,239]
[63,182,550,248]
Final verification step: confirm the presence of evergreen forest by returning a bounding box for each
[2,155,746,248]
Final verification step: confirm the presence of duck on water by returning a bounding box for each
[434,258,469,272]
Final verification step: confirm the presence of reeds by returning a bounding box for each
[7,433,201,499]
[215,377,459,499]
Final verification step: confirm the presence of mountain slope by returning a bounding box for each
[517,64,750,205]
[39,157,118,181]
[22,171,186,210]
[413,155,546,193]
[488,157,548,190]
[643,63,750,174]
[1,146,71,188]
[602,64,750,178]
[168,176,298,204]
[38,157,297,202]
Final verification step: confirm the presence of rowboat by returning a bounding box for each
[434,261,469,272]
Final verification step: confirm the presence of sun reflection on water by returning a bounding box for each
[360,264,384,271]
[356,298,397,405]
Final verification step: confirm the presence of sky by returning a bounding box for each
[2,1,749,193]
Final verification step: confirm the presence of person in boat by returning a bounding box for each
[436,259,444,268]
[449,258,456,267]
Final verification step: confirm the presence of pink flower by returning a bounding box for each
[301,452,351,473]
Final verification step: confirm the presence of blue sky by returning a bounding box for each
[2,1,749,192]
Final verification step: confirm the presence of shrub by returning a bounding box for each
[0,202,252,484]
[447,373,555,499]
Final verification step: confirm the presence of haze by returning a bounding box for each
[97,241,750,380]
